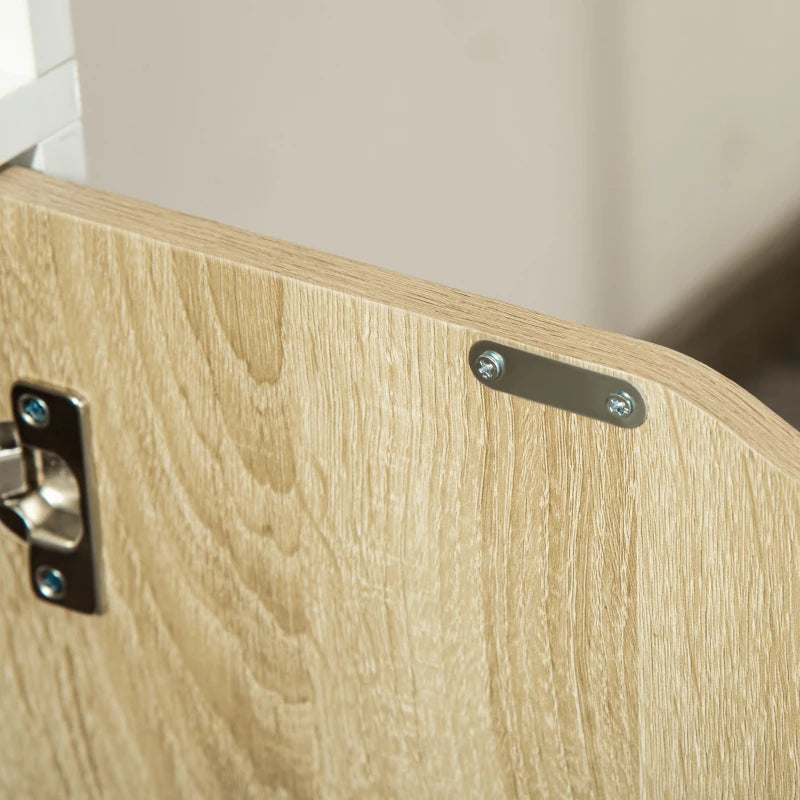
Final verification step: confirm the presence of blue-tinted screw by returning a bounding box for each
[476,350,505,382]
[18,394,50,428]
[606,391,635,418]
[35,566,67,600]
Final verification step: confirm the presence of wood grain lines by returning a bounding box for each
[0,166,798,798]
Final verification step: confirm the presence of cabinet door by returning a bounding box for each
[1,166,799,798]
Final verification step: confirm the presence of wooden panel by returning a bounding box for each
[0,166,799,798]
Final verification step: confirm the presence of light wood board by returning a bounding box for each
[0,166,799,798]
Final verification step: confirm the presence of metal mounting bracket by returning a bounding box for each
[0,381,102,613]
[469,340,647,428]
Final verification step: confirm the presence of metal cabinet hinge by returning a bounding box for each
[0,381,102,613]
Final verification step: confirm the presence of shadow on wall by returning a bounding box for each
[646,215,800,430]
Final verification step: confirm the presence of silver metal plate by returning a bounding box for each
[468,340,647,429]
[8,381,103,613]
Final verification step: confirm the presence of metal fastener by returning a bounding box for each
[606,391,635,418]
[475,350,505,382]
[34,565,67,600]
[18,394,50,428]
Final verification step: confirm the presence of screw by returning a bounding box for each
[606,391,635,419]
[35,566,67,600]
[18,394,50,428]
[475,350,505,382]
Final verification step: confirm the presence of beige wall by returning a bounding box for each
[620,2,800,334]
[71,1,800,335]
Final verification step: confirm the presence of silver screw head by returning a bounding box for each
[606,391,635,418]
[18,394,50,428]
[476,350,505,382]
[35,565,67,600]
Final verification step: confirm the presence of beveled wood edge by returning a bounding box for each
[2,165,799,482]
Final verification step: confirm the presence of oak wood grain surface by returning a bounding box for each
[0,166,798,798]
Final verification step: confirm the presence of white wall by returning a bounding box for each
[620,2,800,334]
[69,1,800,335]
